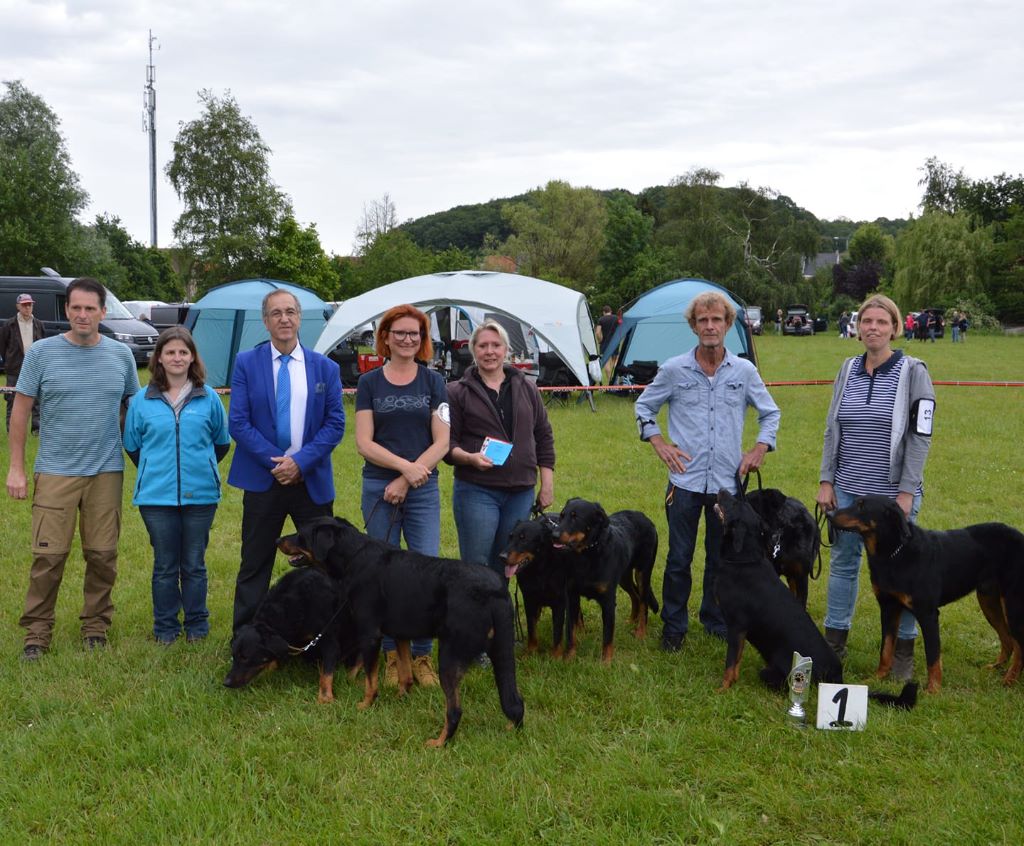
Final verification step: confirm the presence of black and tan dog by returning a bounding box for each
[500,513,573,655]
[745,487,820,607]
[714,490,916,709]
[829,495,1024,693]
[279,516,524,746]
[552,498,659,662]
[223,567,355,703]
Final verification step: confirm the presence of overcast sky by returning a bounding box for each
[2,0,1021,257]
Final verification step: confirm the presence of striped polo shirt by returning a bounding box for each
[834,350,918,498]
[16,334,139,476]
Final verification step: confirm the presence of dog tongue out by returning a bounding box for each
[504,563,519,579]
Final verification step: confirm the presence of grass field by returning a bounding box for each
[1,332,1022,845]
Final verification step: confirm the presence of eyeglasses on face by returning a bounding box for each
[389,330,421,341]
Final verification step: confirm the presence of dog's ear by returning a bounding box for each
[591,503,610,539]
[265,631,291,661]
[310,521,340,564]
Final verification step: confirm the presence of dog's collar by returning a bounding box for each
[888,541,906,561]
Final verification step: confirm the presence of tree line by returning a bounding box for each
[2,81,1021,324]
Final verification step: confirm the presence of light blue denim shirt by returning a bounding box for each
[634,348,780,495]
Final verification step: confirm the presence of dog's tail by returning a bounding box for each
[487,595,525,728]
[868,682,918,710]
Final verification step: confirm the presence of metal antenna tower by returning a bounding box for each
[143,30,159,247]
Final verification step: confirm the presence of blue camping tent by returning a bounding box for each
[602,278,756,382]
[185,279,331,387]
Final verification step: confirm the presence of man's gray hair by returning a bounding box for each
[262,289,301,318]
[683,291,736,329]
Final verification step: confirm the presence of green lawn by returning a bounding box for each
[1,332,1022,844]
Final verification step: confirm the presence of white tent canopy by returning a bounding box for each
[315,271,601,385]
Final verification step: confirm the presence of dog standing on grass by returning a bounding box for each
[828,495,1024,693]
[552,498,659,662]
[279,516,524,747]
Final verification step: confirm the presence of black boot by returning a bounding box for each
[824,627,849,661]
[891,638,915,681]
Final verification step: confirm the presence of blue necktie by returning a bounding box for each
[276,353,291,452]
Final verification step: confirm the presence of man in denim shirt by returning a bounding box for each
[635,292,780,651]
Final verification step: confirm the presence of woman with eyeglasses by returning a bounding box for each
[355,304,449,687]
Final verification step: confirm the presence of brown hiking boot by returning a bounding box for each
[412,654,439,687]
[383,650,399,688]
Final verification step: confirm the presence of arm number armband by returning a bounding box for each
[910,398,934,436]
[636,416,657,441]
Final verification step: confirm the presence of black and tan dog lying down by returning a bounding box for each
[223,567,358,703]
[828,495,1024,693]
[278,516,524,747]
[714,490,917,710]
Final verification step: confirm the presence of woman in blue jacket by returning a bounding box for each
[124,327,230,645]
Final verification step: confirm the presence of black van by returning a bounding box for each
[0,272,159,365]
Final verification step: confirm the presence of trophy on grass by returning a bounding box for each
[786,651,813,728]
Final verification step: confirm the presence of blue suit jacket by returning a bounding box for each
[227,342,345,504]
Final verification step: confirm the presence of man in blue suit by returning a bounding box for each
[228,289,345,633]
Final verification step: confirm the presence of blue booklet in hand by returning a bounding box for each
[481,436,513,466]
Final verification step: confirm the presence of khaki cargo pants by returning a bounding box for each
[20,472,123,648]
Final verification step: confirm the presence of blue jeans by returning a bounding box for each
[452,479,536,579]
[140,504,217,641]
[824,485,921,639]
[952,325,960,343]
[361,474,440,657]
[661,485,727,639]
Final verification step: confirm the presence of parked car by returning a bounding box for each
[0,271,158,365]
[150,303,192,335]
[123,300,167,322]
[849,310,858,336]
[813,316,828,333]
[782,304,814,336]
[744,305,764,335]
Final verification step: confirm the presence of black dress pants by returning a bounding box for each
[232,482,332,633]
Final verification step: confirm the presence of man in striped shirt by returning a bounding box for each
[6,277,140,661]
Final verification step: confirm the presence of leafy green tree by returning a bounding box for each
[349,230,432,295]
[0,80,88,274]
[166,89,291,292]
[833,222,895,301]
[596,194,653,305]
[891,212,991,308]
[264,217,340,300]
[83,214,183,301]
[918,157,968,214]
[497,180,607,290]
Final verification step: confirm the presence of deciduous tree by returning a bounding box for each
[166,90,291,292]
[0,80,88,274]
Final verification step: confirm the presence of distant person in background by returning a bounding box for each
[595,305,619,384]
[838,311,850,339]
[1,294,45,433]
[356,304,449,688]
[775,308,783,334]
[124,327,230,645]
[958,312,969,342]
[904,313,915,342]
[951,311,961,343]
